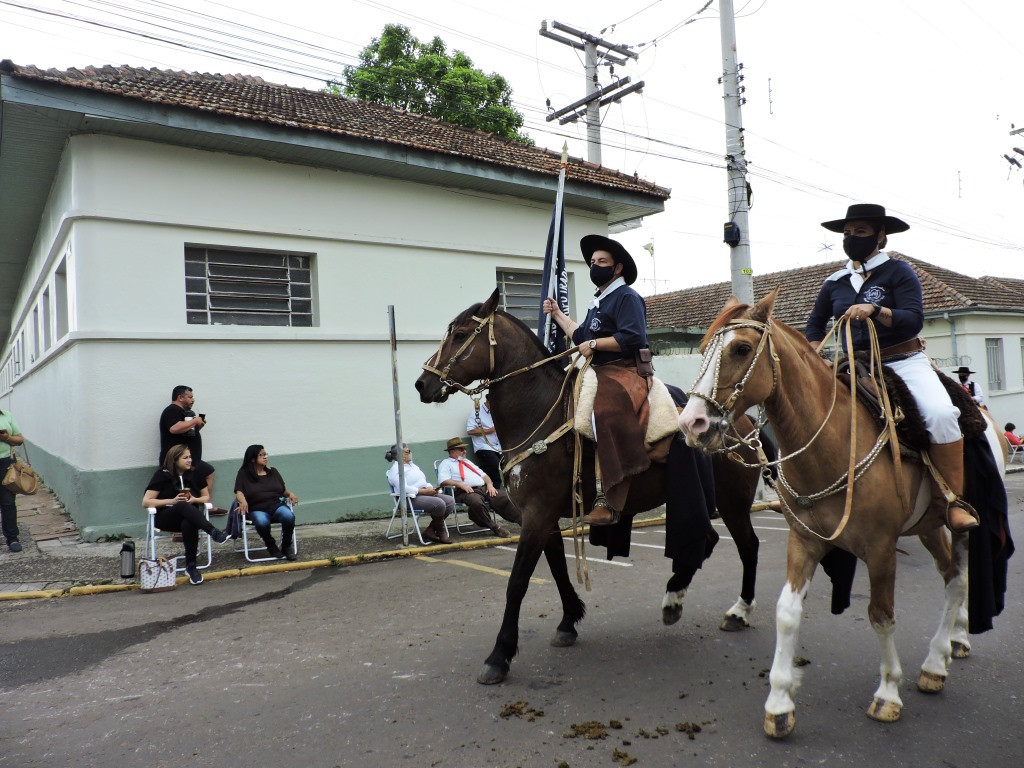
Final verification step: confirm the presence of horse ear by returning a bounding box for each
[480,288,502,316]
[750,286,780,322]
[723,294,742,311]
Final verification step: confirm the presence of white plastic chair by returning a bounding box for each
[1009,443,1023,464]
[146,502,214,573]
[239,499,298,562]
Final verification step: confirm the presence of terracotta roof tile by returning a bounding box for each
[1,60,670,200]
[646,252,1024,331]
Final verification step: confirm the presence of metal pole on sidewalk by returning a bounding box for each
[388,306,409,547]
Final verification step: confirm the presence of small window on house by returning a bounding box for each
[497,269,557,331]
[185,246,314,327]
[986,338,1005,391]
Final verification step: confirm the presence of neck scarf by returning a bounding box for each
[846,252,889,293]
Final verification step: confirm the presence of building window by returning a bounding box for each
[1020,337,1024,387]
[185,246,314,327]
[496,269,544,330]
[985,338,1005,391]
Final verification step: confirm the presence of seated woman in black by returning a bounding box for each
[142,443,229,585]
[233,444,298,560]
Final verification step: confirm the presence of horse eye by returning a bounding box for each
[734,343,752,356]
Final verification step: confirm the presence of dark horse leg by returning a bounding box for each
[661,436,761,629]
[478,524,584,684]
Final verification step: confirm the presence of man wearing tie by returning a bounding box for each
[437,437,521,538]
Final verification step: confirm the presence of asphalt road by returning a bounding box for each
[1,476,1021,768]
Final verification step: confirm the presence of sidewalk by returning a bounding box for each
[0,484,543,599]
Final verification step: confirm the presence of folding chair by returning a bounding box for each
[145,502,214,573]
[1010,444,1022,464]
[433,459,495,536]
[385,486,441,546]
[239,500,298,563]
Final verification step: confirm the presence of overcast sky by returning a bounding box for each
[2,0,1022,296]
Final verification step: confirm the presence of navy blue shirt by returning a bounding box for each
[571,285,649,365]
[805,257,923,352]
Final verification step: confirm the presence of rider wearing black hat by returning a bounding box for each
[806,204,978,533]
[543,235,651,525]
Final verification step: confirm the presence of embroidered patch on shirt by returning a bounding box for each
[589,317,602,332]
[863,286,885,304]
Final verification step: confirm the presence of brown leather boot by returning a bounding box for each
[928,439,980,533]
[434,517,452,544]
[582,495,620,526]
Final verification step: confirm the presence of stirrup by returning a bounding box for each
[582,496,620,526]
[946,500,979,533]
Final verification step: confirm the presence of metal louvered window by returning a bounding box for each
[497,270,545,331]
[185,247,314,327]
[985,338,1004,391]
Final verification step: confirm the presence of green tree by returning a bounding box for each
[329,24,531,143]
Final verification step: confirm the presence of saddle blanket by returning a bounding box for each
[574,369,681,449]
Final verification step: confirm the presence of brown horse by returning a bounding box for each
[415,289,761,685]
[678,290,1005,738]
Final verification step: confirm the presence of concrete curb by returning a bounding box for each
[0,509,789,602]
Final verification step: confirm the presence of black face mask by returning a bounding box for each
[590,264,617,287]
[843,234,879,262]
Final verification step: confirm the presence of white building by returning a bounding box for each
[0,61,669,539]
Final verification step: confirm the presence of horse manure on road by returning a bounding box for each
[498,700,545,721]
[612,748,638,766]
[562,721,612,739]
[676,721,703,740]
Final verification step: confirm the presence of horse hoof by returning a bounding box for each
[550,630,577,648]
[763,711,795,739]
[866,697,901,722]
[720,613,750,632]
[477,665,508,685]
[951,641,971,659]
[662,605,683,625]
[917,670,946,694]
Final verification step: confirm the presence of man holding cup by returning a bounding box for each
[158,385,224,514]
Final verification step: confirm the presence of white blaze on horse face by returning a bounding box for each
[678,331,731,440]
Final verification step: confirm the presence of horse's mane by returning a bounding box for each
[450,302,553,359]
[700,302,751,352]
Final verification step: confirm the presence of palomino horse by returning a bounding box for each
[678,290,1005,738]
[415,290,761,685]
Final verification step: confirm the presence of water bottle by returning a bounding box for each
[120,540,136,579]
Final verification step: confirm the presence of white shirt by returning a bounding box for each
[437,456,487,489]
[386,461,432,496]
[962,379,985,405]
[467,402,501,452]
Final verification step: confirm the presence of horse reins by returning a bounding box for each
[693,314,908,542]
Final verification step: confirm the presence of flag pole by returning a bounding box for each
[543,143,569,350]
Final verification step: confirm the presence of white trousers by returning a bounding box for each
[886,352,962,444]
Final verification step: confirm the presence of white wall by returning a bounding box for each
[4,134,614,472]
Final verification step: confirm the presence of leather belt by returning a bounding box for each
[880,336,925,361]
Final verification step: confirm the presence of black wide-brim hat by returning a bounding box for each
[580,234,638,285]
[954,366,976,376]
[821,203,910,234]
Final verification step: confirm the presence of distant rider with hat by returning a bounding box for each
[437,437,521,537]
[806,203,978,533]
[954,366,984,406]
[543,235,652,526]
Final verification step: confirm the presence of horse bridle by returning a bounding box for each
[421,310,498,397]
[688,318,778,428]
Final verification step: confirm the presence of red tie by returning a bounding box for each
[458,459,481,481]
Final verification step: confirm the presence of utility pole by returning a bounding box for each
[719,0,753,304]
[540,20,645,165]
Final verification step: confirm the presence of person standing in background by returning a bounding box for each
[0,408,26,552]
[158,385,224,514]
[466,395,502,489]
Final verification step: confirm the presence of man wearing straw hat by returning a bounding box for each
[437,437,521,537]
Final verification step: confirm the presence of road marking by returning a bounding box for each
[415,555,548,584]
[496,544,634,567]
